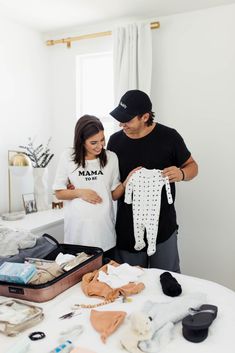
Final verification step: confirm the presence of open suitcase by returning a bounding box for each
[0,234,103,302]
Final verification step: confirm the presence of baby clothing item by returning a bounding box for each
[160,272,182,297]
[90,309,126,343]
[55,253,76,266]
[124,168,173,256]
[138,293,207,353]
[97,263,144,288]
[63,253,92,272]
[28,262,64,285]
[82,261,145,301]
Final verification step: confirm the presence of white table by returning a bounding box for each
[1,269,235,353]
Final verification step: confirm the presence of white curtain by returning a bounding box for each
[113,22,152,104]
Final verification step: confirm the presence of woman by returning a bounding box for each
[53,115,137,254]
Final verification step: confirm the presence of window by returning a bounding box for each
[76,52,115,142]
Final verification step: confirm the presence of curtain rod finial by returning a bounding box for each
[46,40,55,46]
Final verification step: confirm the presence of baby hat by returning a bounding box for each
[90,309,126,343]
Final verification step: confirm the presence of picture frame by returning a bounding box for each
[22,193,37,214]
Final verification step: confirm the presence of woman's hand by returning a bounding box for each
[123,166,142,187]
[65,182,102,203]
[77,189,102,204]
[67,182,75,190]
[55,187,102,203]
[112,166,142,201]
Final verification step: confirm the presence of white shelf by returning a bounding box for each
[0,209,64,242]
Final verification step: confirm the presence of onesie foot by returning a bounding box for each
[134,242,145,251]
[147,246,156,256]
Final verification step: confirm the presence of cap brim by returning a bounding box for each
[109,106,134,123]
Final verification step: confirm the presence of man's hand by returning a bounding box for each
[77,189,102,204]
[162,166,183,182]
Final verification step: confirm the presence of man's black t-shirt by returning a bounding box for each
[107,123,191,252]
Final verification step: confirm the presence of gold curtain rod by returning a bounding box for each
[46,21,160,48]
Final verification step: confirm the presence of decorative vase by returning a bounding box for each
[33,167,49,211]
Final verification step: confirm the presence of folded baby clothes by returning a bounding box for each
[97,263,144,288]
[28,262,64,285]
[55,252,75,266]
[63,252,92,272]
[82,261,145,301]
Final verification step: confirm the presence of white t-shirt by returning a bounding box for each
[53,149,120,251]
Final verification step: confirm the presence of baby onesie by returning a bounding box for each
[124,168,173,256]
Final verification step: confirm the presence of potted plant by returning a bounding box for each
[19,137,54,168]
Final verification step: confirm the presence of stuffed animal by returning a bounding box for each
[120,311,153,353]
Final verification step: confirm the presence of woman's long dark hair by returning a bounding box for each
[72,115,107,168]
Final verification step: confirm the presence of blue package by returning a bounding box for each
[0,262,36,284]
[49,340,74,353]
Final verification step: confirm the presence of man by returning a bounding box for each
[107,89,198,272]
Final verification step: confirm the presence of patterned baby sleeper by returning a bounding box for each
[124,168,173,256]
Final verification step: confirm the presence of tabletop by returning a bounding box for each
[0,209,64,232]
[1,268,235,353]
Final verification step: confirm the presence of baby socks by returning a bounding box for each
[160,271,182,297]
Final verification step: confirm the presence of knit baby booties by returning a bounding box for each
[160,272,182,297]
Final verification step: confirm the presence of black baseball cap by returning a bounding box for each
[110,89,152,123]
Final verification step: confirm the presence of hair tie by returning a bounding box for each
[29,331,46,341]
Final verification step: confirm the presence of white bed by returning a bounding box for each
[1,268,235,353]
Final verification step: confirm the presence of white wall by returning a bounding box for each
[0,16,52,213]
[151,5,235,290]
[46,23,113,174]
[47,5,235,291]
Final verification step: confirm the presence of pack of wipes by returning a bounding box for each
[0,262,36,284]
